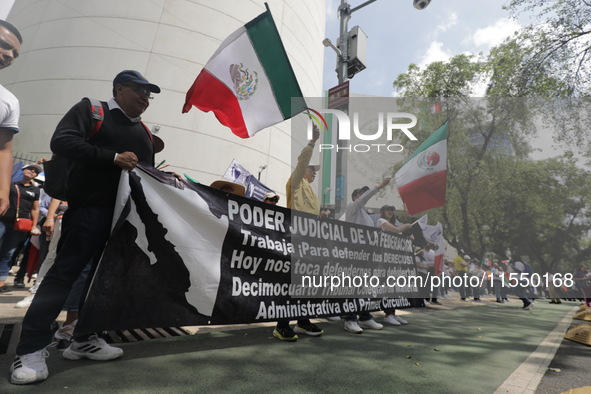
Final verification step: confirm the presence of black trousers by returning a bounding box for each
[16,206,113,355]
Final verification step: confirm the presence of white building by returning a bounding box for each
[4,0,326,198]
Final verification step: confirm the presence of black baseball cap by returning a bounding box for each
[113,70,161,93]
[352,186,370,198]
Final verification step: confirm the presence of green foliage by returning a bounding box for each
[392,51,591,273]
[393,55,485,98]
[504,0,591,96]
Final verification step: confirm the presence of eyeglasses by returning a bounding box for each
[24,168,38,174]
[265,197,279,203]
[122,84,153,99]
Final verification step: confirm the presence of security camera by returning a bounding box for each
[413,0,431,10]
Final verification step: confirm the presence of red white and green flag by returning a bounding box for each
[395,121,448,215]
[182,5,306,138]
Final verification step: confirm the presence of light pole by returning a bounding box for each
[324,0,432,84]
[322,0,432,214]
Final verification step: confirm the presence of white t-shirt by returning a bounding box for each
[376,218,388,229]
[0,84,19,133]
[423,248,435,268]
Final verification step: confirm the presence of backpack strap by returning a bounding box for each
[87,97,104,138]
[139,121,154,142]
[85,97,154,147]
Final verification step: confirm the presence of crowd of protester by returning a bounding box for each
[2,18,590,386]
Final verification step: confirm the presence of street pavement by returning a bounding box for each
[0,277,590,393]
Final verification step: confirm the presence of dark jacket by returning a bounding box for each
[50,98,155,208]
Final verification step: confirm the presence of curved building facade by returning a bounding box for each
[4,0,326,196]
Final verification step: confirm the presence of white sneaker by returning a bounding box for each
[63,335,123,361]
[10,349,50,385]
[383,314,401,326]
[15,295,35,309]
[358,319,383,330]
[424,300,431,306]
[394,315,409,325]
[326,316,341,321]
[344,320,363,334]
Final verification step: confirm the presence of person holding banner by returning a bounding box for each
[284,125,323,338]
[10,70,161,385]
[376,205,412,326]
[342,179,393,334]
[263,191,280,205]
[260,191,298,342]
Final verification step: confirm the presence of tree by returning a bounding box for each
[504,0,591,96]
[392,49,591,273]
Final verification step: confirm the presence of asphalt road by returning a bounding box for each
[1,277,589,393]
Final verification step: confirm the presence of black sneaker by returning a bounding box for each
[273,327,298,342]
[0,285,13,295]
[294,322,324,337]
[13,279,25,288]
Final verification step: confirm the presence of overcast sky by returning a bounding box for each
[322,0,526,97]
[321,1,575,161]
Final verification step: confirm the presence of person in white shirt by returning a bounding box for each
[0,20,22,215]
[422,243,441,305]
[376,205,412,325]
[342,178,392,334]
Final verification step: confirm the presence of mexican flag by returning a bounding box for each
[395,121,448,215]
[182,5,306,138]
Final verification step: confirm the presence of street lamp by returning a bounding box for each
[322,0,433,214]
[326,0,432,84]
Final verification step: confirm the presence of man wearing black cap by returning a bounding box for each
[0,20,23,215]
[10,70,160,385]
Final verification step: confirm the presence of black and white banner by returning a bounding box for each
[77,165,419,334]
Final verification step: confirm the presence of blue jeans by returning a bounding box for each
[16,206,114,355]
[0,221,29,282]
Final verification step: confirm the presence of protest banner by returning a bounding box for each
[77,165,419,334]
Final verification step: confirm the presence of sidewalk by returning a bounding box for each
[0,281,586,393]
